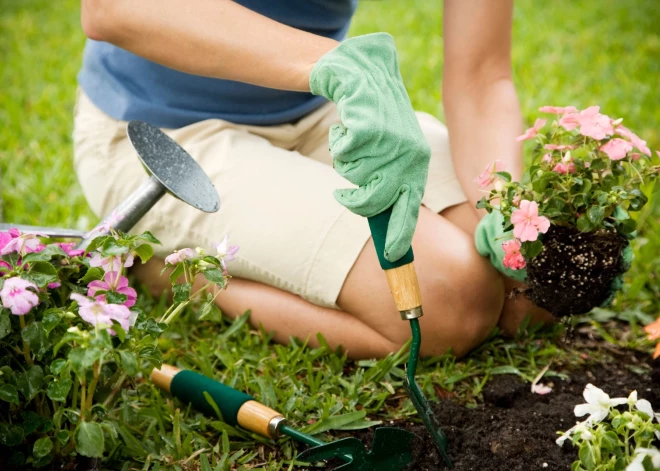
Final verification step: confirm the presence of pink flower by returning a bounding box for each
[213,235,240,269]
[584,162,591,168]
[0,277,39,315]
[553,162,576,174]
[87,272,137,307]
[576,106,614,140]
[0,261,11,275]
[474,160,506,188]
[70,293,134,334]
[47,282,61,289]
[57,243,84,258]
[0,232,13,253]
[600,138,633,161]
[164,248,196,265]
[616,126,651,156]
[631,153,641,161]
[542,154,553,164]
[538,106,578,115]
[532,383,553,395]
[511,200,551,242]
[512,195,522,207]
[1,232,47,256]
[89,252,134,272]
[544,144,578,151]
[84,210,124,239]
[502,240,526,270]
[516,118,547,142]
[559,113,581,131]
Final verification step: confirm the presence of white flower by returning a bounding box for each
[574,384,627,424]
[628,391,660,439]
[212,235,239,269]
[556,421,593,446]
[532,383,553,395]
[627,447,660,471]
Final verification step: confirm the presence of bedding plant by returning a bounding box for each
[0,226,234,469]
[476,106,660,317]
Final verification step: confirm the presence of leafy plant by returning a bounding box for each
[0,227,233,468]
[556,384,660,470]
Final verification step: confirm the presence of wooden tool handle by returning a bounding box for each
[150,365,285,438]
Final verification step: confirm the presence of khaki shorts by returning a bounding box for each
[73,89,466,309]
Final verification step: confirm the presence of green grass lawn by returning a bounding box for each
[1,1,659,469]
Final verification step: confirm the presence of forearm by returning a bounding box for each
[443,76,524,217]
[81,0,338,91]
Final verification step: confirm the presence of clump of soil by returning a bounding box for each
[523,225,628,317]
[400,363,659,471]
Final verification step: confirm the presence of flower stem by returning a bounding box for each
[85,362,101,412]
[19,316,34,367]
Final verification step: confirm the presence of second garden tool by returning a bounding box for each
[367,207,453,468]
[151,364,416,471]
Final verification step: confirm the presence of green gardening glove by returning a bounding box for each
[475,211,634,306]
[310,33,430,262]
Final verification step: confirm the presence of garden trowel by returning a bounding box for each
[1,121,219,243]
[151,364,416,470]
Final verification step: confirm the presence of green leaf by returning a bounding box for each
[80,267,104,284]
[532,172,557,193]
[495,171,512,182]
[41,309,63,335]
[75,421,104,458]
[138,346,162,366]
[46,378,72,402]
[489,365,522,376]
[0,423,25,446]
[0,384,19,404]
[173,283,192,303]
[24,262,58,288]
[33,454,52,468]
[199,301,221,321]
[587,206,605,225]
[50,359,67,376]
[137,231,161,245]
[106,291,127,305]
[119,351,137,376]
[21,245,67,264]
[14,366,44,401]
[101,238,128,256]
[613,206,630,221]
[56,430,70,446]
[578,441,596,470]
[134,244,153,263]
[577,215,594,232]
[476,197,490,210]
[33,437,52,459]
[0,314,11,340]
[22,322,51,359]
[169,263,185,284]
[68,348,102,378]
[21,411,46,435]
[203,268,226,287]
[522,240,543,259]
[619,217,637,234]
[590,158,607,171]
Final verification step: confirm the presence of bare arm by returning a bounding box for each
[443,0,523,222]
[81,0,339,92]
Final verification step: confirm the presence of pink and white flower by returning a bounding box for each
[57,242,85,258]
[510,200,551,242]
[87,272,137,307]
[213,235,239,269]
[0,277,39,315]
[541,153,553,164]
[599,138,633,161]
[516,118,547,142]
[544,144,578,151]
[576,106,615,140]
[553,162,576,174]
[70,293,134,334]
[502,239,526,270]
[1,232,46,256]
[616,125,651,156]
[164,248,196,265]
[538,105,578,115]
[89,252,134,272]
[474,160,506,188]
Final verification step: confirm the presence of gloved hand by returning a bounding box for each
[310,33,430,263]
[475,211,633,306]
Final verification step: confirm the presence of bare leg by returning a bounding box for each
[133,206,505,359]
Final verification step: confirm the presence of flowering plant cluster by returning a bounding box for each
[476,105,659,269]
[557,384,660,470]
[0,226,236,467]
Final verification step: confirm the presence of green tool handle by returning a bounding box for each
[151,365,285,438]
[367,207,423,318]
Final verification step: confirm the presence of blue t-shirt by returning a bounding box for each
[78,0,357,128]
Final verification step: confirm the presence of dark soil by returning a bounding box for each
[395,361,660,471]
[524,225,628,317]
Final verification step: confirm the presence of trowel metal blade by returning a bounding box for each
[127,121,220,213]
[0,223,85,239]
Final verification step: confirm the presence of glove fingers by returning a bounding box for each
[383,186,420,262]
[333,173,396,218]
[334,158,384,187]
